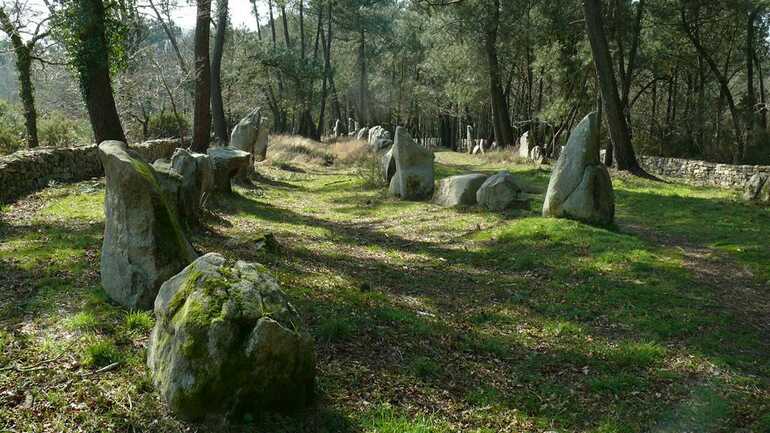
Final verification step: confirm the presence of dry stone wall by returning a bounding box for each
[0,139,180,204]
[639,156,770,189]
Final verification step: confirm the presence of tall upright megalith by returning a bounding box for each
[542,113,615,225]
[98,140,197,309]
[389,127,435,200]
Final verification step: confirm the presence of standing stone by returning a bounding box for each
[333,119,341,138]
[744,173,770,203]
[477,171,530,211]
[389,127,435,200]
[208,147,252,193]
[356,127,368,140]
[170,148,214,223]
[254,115,270,162]
[466,125,473,149]
[98,141,197,310]
[433,173,489,207]
[229,108,261,174]
[147,253,315,421]
[518,131,530,159]
[381,146,397,185]
[530,145,544,164]
[542,112,615,225]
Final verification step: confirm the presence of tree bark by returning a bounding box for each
[72,0,126,143]
[583,0,642,173]
[484,0,515,147]
[211,0,228,143]
[192,0,212,152]
[0,8,39,148]
[210,0,228,142]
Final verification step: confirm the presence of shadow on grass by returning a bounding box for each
[208,187,770,432]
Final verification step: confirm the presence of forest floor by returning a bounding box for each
[1,138,769,433]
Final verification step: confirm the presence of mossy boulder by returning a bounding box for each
[147,253,316,421]
[98,140,196,310]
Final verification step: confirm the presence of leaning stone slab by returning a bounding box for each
[476,171,530,211]
[147,253,315,421]
[229,108,262,175]
[518,131,530,159]
[433,173,488,207]
[389,127,435,200]
[542,112,615,225]
[207,147,251,193]
[254,116,270,162]
[98,140,197,310]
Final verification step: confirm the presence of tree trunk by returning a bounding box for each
[192,0,212,152]
[211,0,228,143]
[0,9,39,148]
[72,0,126,143]
[148,0,188,75]
[583,0,641,173]
[484,0,515,147]
[745,7,761,161]
[358,26,369,125]
[680,4,744,162]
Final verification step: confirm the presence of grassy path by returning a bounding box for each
[1,149,769,432]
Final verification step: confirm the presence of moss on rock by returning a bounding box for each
[147,253,315,421]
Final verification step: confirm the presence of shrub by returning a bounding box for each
[38,111,90,147]
[354,151,386,190]
[148,111,188,139]
[0,101,24,154]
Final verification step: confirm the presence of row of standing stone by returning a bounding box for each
[97,110,316,421]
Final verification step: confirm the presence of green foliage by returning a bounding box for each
[0,100,24,154]
[80,338,122,368]
[147,111,188,139]
[38,111,90,147]
[124,311,154,332]
[65,311,99,332]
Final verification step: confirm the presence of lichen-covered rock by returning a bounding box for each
[98,140,196,310]
[743,173,770,203]
[207,147,251,193]
[374,138,393,151]
[356,127,368,140]
[530,145,544,164]
[433,173,488,207]
[147,253,316,421]
[542,113,615,225]
[170,149,214,223]
[476,171,530,211]
[389,127,435,200]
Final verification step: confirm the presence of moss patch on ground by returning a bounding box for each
[1,149,769,432]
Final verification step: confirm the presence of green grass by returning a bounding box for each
[80,338,122,368]
[1,149,769,432]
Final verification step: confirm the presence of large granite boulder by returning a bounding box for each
[374,137,393,151]
[389,127,435,200]
[433,173,488,207]
[98,141,197,310]
[476,171,530,211]
[147,253,315,421]
[744,173,770,203]
[542,112,615,225]
[170,149,214,223]
[207,147,251,193]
